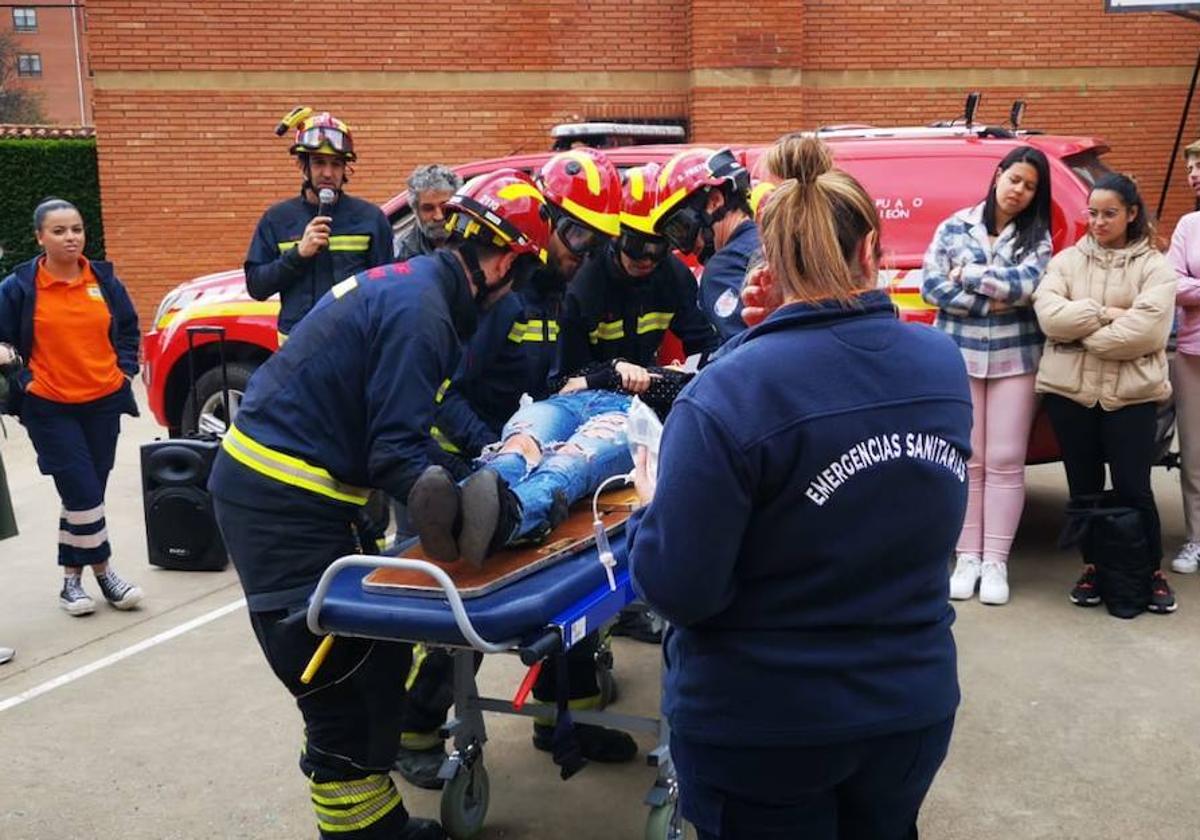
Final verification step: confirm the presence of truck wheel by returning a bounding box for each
[180,362,258,436]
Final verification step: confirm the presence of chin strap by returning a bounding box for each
[697,226,717,265]
[461,244,519,309]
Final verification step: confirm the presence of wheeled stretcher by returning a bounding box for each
[305,490,687,840]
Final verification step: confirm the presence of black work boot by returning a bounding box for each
[396,816,448,839]
[407,466,461,563]
[532,721,637,763]
[394,744,447,790]
[458,469,522,568]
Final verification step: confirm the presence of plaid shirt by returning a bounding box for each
[921,203,1052,378]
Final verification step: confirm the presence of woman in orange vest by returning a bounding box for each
[0,198,143,616]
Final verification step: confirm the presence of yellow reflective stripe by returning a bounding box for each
[331,276,358,298]
[310,774,393,806]
[404,644,429,692]
[310,774,402,832]
[279,240,300,252]
[506,319,560,343]
[588,320,625,344]
[636,311,673,334]
[328,235,371,252]
[430,426,462,455]
[222,425,370,505]
[401,730,443,751]
[534,692,605,725]
[434,379,451,404]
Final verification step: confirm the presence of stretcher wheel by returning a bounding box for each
[439,761,490,839]
[645,801,695,840]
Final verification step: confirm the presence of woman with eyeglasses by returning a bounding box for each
[921,146,1054,606]
[1033,172,1177,612]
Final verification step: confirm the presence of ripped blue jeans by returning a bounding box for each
[477,390,632,542]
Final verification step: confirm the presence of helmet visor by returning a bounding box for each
[555,214,604,258]
[295,127,352,156]
[659,206,703,253]
[617,229,670,263]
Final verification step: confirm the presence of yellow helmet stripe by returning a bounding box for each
[560,195,620,237]
[560,150,602,195]
[497,182,546,205]
[629,167,645,202]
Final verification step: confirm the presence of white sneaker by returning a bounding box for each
[0,646,14,665]
[1171,542,1200,574]
[979,559,1010,605]
[949,554,981,600]
[59,574,96,616]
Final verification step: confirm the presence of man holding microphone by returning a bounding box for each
[245,107,394,343]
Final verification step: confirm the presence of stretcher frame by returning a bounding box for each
[306,549,689,840]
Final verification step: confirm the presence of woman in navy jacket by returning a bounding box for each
[629,136,972,840]
[0,198,142,617]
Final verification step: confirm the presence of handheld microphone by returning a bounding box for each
[317,188,336,218]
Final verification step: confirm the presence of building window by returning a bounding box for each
[17,54,42,77]
[12,8,37,32]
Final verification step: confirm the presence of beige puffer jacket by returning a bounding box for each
[1032,235,1176,410]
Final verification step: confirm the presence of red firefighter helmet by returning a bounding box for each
[620,163,660,235]
[650,147,749,229]
[537,148,622,256]
[444,169,550,263]
[286,110,356,162]
[615,163,672,264]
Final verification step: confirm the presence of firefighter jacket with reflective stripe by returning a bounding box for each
[433,272,562,458]
[555,246,718,382]
[210,251,478,515]
[244,192,394,336]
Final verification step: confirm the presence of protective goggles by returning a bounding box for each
[294,127,353,157]
[659,203,705,253]
[617,229,670,262]
[551,208,605,258]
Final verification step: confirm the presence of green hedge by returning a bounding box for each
[0,138,104,278]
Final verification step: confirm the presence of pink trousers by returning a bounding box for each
[956,373,1038,564]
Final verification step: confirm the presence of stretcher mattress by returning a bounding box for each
[313,528,633,647]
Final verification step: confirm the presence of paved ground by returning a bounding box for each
[2,383,1199,839]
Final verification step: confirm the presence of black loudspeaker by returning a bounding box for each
[141,438,228,571]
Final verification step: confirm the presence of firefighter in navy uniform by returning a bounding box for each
[397,149,642,787]
[208,169,551,840]
[651,147,759,343]
[557,162,719,389]
[245,108,394,343]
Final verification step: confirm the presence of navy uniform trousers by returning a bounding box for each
[212,459,418,840]
[21,387,128,567]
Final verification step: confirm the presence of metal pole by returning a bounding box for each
[70,2,85,125]
[1159,46,1200,221]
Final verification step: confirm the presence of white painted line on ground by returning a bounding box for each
[0,597,247,714]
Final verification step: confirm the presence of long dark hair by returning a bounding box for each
[1092,172,1154,246]
[982,146,1051,260]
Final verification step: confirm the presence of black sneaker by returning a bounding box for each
[1148,571,1178,614]
[394,745,446,790]
[396,817,447,840]
[59,574,96,616]
[458,469,522,568]
[533,722,637,763]
[407,466,462,563]
[95,568,143,610]
[1069,564,1102,607]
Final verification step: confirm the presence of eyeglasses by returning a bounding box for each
[617,229,670,262]
[295,127,352,156]
[553,210,604,258]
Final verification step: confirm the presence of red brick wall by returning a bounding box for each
[6,0,91,125]
[87,1,1197,324]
